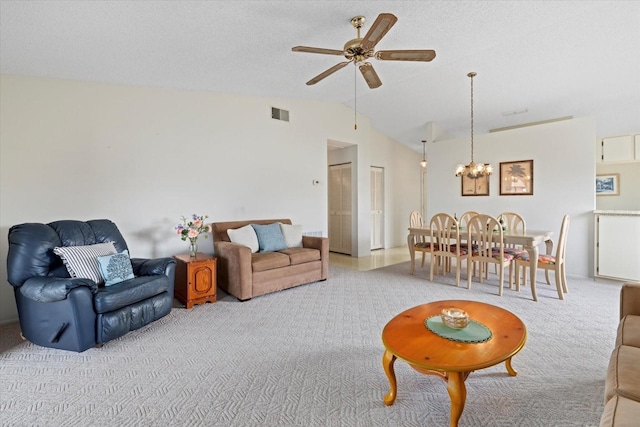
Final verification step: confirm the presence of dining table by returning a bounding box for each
[408,227,554,301]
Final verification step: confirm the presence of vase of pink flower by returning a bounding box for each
[175,214,211,257]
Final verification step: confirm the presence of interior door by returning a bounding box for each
[328,163,352,255]
[371,166,384,250]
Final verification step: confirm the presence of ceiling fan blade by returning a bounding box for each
[359,62,382,89]
[306,61,351,85]
[292,46,344,56]
[360,13,398,51]
[376,49,437,62]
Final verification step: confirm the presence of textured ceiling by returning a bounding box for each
[1,1,639,152]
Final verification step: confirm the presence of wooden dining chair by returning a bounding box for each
[409,210,433,273]
[459,211,479,228]
[430,213,468,287]
[497,212,527,285]
[466,214,514,296]
[514,214,570,300]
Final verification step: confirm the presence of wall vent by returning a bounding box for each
[271,107,289,122]
[303,230,323,237]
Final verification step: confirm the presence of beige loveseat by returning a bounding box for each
[600,282,640,426]
[211,219,328,301]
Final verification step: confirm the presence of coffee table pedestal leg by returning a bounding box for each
[505,356,518,376]
[382,350,397,405]
[446,371,467,427]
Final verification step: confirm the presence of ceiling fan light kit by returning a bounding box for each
[455,72,493,179]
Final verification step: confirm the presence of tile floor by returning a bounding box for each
[328,246,411,271]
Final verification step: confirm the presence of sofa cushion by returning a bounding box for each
[53,242,117,285]
[280,247,321,266]
[616,315,640,348]
[600,394,640,427]
[605,345,640,402]
[252,223,288,252]
[97,250,135,286]
[227,224,259,253]
[93,275,170,314]
[251,252,290,272]
[280,223,303,248]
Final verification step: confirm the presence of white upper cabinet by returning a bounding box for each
[600,134,639,163]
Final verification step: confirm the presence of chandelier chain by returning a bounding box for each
[470,73,474,163]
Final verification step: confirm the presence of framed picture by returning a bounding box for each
[461,168,490,196]
[596,173,619,196]
[500,160,533,195]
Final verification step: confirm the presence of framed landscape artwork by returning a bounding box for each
[461,169,490,196]
[596,173,619,196]
[500,160,533,196]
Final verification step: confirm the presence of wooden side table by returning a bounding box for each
[173,253,217,309]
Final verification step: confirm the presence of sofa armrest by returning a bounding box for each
[621,283,640,319]
[214,241,253,300]
[303,236,329,280]
[20,276,98,303]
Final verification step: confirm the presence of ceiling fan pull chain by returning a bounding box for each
[354,64,358,130]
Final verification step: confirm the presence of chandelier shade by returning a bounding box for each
[455,72,492,178]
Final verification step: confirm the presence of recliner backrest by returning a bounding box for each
[7,219,128,288]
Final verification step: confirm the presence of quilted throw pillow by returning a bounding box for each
[251,223,287,252]
[97,250,135,286]
[53,242,117,284]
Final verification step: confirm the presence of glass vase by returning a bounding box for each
[189,240,198,257]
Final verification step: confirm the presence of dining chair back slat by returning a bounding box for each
[430,213,467,287]
[409,210,432,274]
[466,214,513,296]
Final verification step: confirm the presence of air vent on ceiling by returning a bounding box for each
[271,107,289,122]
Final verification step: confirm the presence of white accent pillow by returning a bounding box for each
[227,225,259,253]
[280,223,303,248]
[53,242,117,285]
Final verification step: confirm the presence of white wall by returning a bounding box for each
[425,117,596,278]
[596,161,640,210]
[326,130,423,254]
[0,74,417,324]
[370,129,423,248]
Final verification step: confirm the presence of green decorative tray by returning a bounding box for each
[425,316,492,343]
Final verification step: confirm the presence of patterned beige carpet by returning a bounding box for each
[0,262,621,426]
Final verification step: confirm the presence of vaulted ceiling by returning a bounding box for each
[2,1,638,153]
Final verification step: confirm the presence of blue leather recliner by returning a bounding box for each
[7,219,176,352]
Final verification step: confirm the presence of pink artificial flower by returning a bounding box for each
[187,229,199,239]
[194,219,203,227]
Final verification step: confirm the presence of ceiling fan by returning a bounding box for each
[292,13,436,89]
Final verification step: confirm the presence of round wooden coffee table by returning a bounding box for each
[381,300,527,427]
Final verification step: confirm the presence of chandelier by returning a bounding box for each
[455,72,493,178]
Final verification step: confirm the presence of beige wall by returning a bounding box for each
[0,74,420,324]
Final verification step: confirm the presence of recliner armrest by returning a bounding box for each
[20,277,98,303]
[130,257,175,277]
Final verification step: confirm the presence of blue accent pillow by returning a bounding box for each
[97,250,135,286]
[251,223,288,252]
